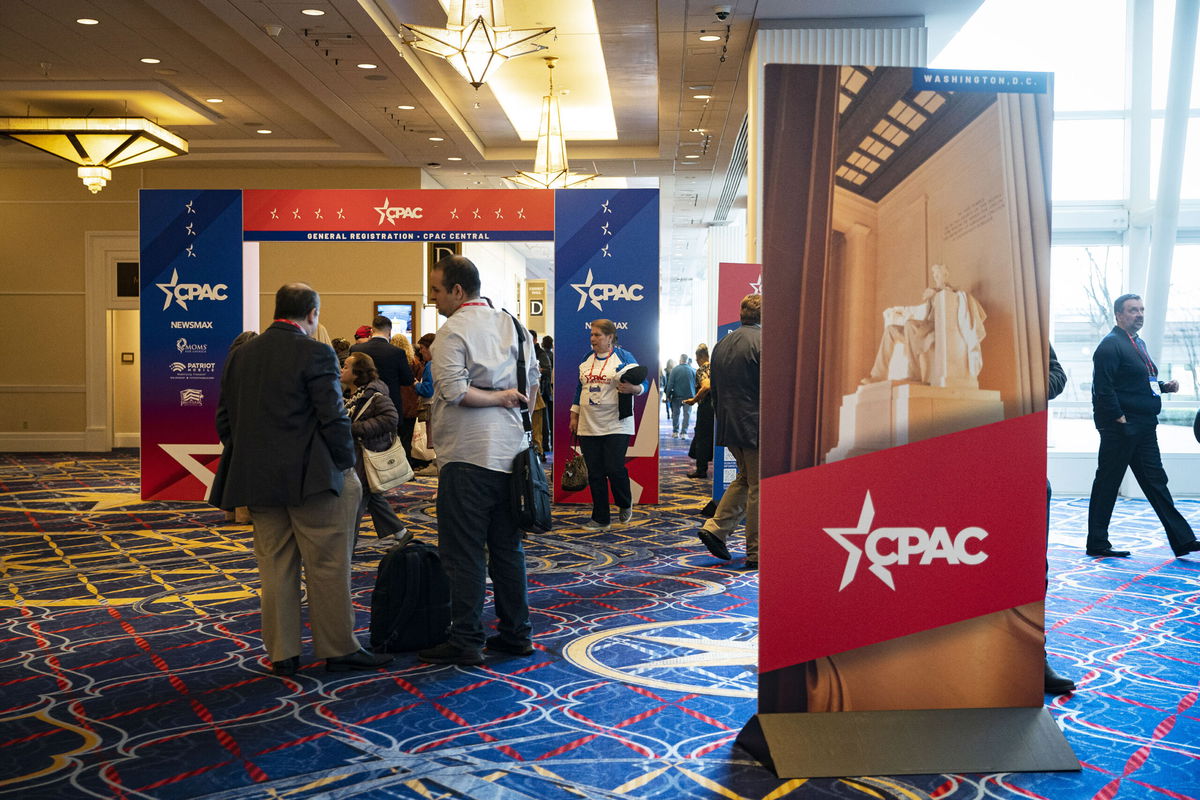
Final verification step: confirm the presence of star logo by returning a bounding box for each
[494,208,504,219]
[601,244,613,258]
[572,269,599,312]
[516,208,526,219]
[450,208,459,220]
[600,200,612,214]
[157,269,182,311]
[185,223,196,236]
[185,200,195,214]
[269,208,279,220]
[291,208,301,220]
[314,208,323,220]
[472,208,481,219]
[825,492,885,590]
[601,222,612,236]
[185,244,196,258]
[750,274,762,294]
[336,208,345,219]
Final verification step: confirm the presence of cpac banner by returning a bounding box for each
[553,189,660,504]
[140,190,243,500]
[712,262,761,501]
[740,66,1076,775]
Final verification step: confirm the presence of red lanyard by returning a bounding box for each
[586,352,612,382]
[274,318,302,331]
[1125,333,1157,378]
[460,301,489,308]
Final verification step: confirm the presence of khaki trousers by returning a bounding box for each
[249,470,362,662]
[701,445,759,560]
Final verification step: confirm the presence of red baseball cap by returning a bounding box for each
[355,325,372,339]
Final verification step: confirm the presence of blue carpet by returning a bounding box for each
[0,438,1198,799]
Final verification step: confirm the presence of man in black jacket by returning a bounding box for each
[350,315,414,430]
[1086,294,1198,558]
[211,284,392,675]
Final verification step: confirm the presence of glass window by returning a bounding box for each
[1053,119,1127,201]
[1150,0,1200,110]
[1151,116,1200,199]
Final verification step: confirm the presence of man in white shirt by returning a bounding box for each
[419,255,539,665]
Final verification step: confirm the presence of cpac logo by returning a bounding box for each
[374,197,423,225]
[824,492,988,591]
[570,269,645,312]
[156,269,228,311]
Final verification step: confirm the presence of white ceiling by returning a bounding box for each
[0,0,984,309]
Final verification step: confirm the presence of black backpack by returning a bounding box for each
[369,542,451,652]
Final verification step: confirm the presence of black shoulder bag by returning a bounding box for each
[506,313,553,534]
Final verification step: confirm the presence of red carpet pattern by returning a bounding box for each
[0,436,1198,799]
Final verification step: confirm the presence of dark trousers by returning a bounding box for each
[436,462,531,649]
[356,488,405,539]
[579,433,632,524]
[1087,423,1196,554]
[399,416,416,461]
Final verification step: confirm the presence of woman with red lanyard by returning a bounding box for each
[569,319,648,530]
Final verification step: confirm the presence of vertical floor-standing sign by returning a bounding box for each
[553,189,660,505]
[712,262,761,501]
[140,190,244,500]
[737,66,1078,776]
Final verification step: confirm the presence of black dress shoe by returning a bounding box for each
[1173,541,1200,557]
[272,656,300,676]
[697,530,731,560]
[1044,660,1076,694]
[418,641,484,665]
[325,648,394,672]
[742,560,758,570]
[1086,548,1131,557]
[685,471,708,479]
[485,635,534,656]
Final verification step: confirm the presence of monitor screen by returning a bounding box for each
[374,302,414,339]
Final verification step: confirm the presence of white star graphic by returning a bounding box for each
[472,208,481,219]
[185,201,195,214]
[494,208,504,219]
[156,269,182,311]
[185,223,195,236]
[824,492,896,591]
[600,200,612,214]
[750,274,763,294]
[450,208,459,220]
[314,208,323,220]
[601,222,612,236]
[601,244,613,258]
[336,208,345,220]
[269,208,279,220]
[185,244,196,258]
[571,269,600,312]
[516,208,525,219]
[291,208,301,220]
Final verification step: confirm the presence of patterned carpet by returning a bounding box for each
[1,432,1198,799]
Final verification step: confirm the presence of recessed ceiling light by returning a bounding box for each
[357,63,377,69]
[447,157,462,161]
[396,104,415,110]
[428,136,444,141]
[256,129,272,134]
[206,98,224,104]
[688,84,713,91]
[693,94,713,100]
[698,34,721,42]
[301,8,325,15]
[140,57,161,64]
[684,155,701,159]
[76,18,99,25]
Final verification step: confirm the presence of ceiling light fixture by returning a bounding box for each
[301,8,325,15]
[357,63,377,69]
[257,129,273,134]
[508,57,598,190]
[400,0,554,89]
[76,18,99,25]
[684,154,700,159]
[698,34,721,42]
[205,98,224,104]
[448,156,463,161]
[693,94,713,100]
[396,104,415,110]
[140,58,161,64]
[428,136,444,141]
[0,116,187,194]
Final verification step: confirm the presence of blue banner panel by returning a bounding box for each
[553,189,660,504]
[140,190,243,500]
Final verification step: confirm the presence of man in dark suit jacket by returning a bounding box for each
[1086,293,1198,558]
[350,315,414,427]
[697,293,762,569]
[210,283,392,675]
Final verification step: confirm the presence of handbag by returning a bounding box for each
[561,435,589,493]
[505,313,553,534]
[411,419,436,461]
[353,395,414,492]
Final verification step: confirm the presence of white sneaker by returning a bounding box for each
[618,507,633,524]
[582,519,611,531]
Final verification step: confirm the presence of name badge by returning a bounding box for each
[1150,378,1161,396]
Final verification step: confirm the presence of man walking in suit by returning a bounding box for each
[696,294,762,569]
[211,283,392,675]
[1086,293,1199,558]
[418,256,537,666]
[350,315,415,430]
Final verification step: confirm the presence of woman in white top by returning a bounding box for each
[569,319,648,530]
